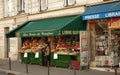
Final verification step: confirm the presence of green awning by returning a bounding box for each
[6,15,86,37]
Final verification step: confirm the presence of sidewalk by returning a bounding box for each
[90,67,120,73]
[0,59,119,75]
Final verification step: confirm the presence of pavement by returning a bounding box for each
[0,58,120,75]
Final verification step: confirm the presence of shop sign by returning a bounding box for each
[35,52,39,58]
[108,17,120,29]
[24,52,28,58]
[83,11,120,20]
[16,30,80,37]
[16,31,59,37]
[62,30,79,35]
[80,31,88,66]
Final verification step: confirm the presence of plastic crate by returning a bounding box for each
[50,60,56,66]
[50,52,56,66]
[55,60,70,68]
[20,53,30,63]
[69,60,80,70]
[54,54,70,68]
[58,54,70,60]
[29,52,43,65]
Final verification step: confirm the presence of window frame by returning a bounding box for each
[39,0,48,11]
[4,0,9,17]
[15,0,29,14]
[64,0,76,7]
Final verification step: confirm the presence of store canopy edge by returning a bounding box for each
[6,15,86,38]
[82,2,120,20]
[6,21,31,38]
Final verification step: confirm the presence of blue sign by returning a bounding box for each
[82,11,120,20]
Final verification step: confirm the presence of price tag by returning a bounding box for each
[24,52,28,58]
[35,52,39,58]
[53,53,58,59]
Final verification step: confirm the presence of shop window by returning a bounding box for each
[90,18,120,66]
[15,0,29,14]
[64,0,76,7]
[39,0,48,11]
[4,0,22,17]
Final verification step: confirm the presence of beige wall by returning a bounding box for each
[0,0,104,19]
[28,6,85,21]
[0,28,5,59]
[0,0,3,18]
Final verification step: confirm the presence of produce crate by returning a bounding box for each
[54,54,70,68]
[50,53,79,68]
[58,54,70,60]
[50,60,56,66]
[70,54,80,61]
[29,52,43,65]
[55,60,70,68]
[50,52,56,66]
[50,52,54,60]
[69,60,80,70]
[20,53,30,63]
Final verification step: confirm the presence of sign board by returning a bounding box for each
[16,30,80,37]
[24,52,28,58]
[83,11,120,20]
[53,53,58,59]
[35,52,39,58]
[80,31,88,66]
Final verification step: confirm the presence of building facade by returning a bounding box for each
[82,0,120,67]
[0,0,115,60]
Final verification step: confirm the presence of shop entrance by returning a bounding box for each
[89,18,120,67]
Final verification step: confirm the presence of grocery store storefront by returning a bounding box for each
[6,15,87,69]
[82,1,120,67]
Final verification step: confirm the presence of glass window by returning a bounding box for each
[39,0,48,11]
[15,0,28,14]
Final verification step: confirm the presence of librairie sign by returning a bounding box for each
[83,11,120,20]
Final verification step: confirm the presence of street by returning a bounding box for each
[0,59,119,75]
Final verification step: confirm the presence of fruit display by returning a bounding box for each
[19,36,80,55]
[19,37,46,53]
[54,36,80,55]
[56,50,70,54]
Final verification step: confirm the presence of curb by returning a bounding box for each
[0,69,28,75]
[90,67,120,73]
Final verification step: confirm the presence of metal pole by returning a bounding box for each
[48,61,50,75]
[26,58,28,73]
[73,67,76,75]
[114,67,117,75]
[8,57,11,70]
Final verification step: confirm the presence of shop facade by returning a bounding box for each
[6,15,87,69]
[82,1,120,67]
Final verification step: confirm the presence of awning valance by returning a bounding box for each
[82,1,120,20]
[6,15,86,37]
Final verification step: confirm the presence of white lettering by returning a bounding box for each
[84,14,99,20]
[41,32,53,35]
[105,11,120,17]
